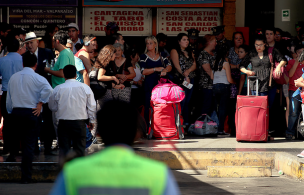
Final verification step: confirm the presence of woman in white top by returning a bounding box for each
[213,48,235,135]
[127,49,144,109]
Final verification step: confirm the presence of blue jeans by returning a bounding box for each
[286,90,301,136]
[213,84,230,132]
[180,78,194,125]
[251,86,276,109]
[86,126,92,141]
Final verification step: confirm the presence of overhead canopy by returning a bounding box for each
[83,0,223,7]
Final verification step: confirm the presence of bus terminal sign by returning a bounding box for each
[83,8,152,36]
[8,7,77,36]
[157,8,221,36]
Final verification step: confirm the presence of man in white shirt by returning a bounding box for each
[66,23,83,55]
[6,52,53,183]
[48,65,96,159]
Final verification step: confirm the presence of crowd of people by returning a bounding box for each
[1,20,304,184]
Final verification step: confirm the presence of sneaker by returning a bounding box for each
[217,132,230,136]
[86,137,97,149]
[297,150,304,158]
[92,137,98,144]
[286,134,292,140]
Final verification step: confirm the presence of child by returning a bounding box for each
[237,45,250,95]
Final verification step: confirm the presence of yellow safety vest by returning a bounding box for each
[64,146,167,195]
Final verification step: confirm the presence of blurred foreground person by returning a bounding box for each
[50,100,180,195]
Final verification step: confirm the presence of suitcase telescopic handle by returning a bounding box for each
[247,76,258,96]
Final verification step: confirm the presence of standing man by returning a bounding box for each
[45,30,75,88]
[66,23,83,55]
[187,29,200,59]
[6,52,53,183]
[24,32,55,82]
[156,33,170,58]
[75,35,97,85]
[265,27,288,55]
[24,31,56,155]
[0,38,23,158]
[111,33,125,46]
[212,25,232,53]
[48,65,96,159]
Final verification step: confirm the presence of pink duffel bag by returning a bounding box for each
[151,78,185,104]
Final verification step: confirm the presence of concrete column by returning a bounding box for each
[223,0,236,40]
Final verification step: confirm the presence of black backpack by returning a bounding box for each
[89,67,107,100]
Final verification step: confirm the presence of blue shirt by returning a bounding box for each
[74,56,85,83]
[6,67,53,114]
[0,52,23,91]
[139,52,171,93]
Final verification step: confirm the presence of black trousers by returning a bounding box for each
[57,120,86,159]
[11,108,41,181]
[40,103,55,152]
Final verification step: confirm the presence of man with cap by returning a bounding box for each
[24,32,56,155]
[187,28,200,58]
[66,23,83,55]
[212,25,232,53]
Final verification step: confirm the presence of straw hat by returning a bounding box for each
[24,32,42,43]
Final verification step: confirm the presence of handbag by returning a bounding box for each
[268,48,288,86]
[89,68,107,100]
[190,114,218,135]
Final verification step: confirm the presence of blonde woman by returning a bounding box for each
[94,45,121,109]
[139,36,172,128]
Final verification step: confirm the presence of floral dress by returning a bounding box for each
[197,50,216,89]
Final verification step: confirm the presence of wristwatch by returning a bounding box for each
[153,68,156,72]
[130,81,134,85]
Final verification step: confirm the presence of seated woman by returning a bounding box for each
[139,36,172,128]
[112,43,136,103]
[170,33,196,128]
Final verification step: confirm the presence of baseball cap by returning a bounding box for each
[66,23,79,31]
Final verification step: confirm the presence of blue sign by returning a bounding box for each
[83,0,223,7]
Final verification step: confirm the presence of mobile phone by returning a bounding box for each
[182,81,193,89]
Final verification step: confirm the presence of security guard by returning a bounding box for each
[212,25,232,53]
[187,28,200,58]
[49,100,180,195]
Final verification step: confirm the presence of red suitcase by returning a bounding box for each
[235,76,269,142]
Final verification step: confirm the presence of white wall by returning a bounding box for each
[275,0,304,36]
